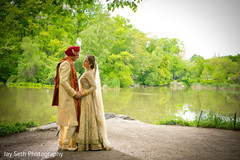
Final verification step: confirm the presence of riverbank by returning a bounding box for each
[0,114,240,160]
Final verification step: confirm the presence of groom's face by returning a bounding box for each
[69,55,79,62]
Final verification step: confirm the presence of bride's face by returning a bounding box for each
[83,57,92,69]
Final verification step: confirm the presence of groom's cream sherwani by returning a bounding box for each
[57,61,78,127]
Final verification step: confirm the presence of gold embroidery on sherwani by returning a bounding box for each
[73,69,103,151]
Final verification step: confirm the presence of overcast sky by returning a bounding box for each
[104,0,240,59]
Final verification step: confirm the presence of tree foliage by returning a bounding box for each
[0,0,239,87]
[106,0,143,12]
[0,0,101,83]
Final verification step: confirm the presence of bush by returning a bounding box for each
[158,118,192,126]
[6,82,54,89]
[200,79,214,85]
[0,121,37,136]
[157,112,240,130]
[6,75,18,83]
[199,113,239,130]
[50,115,56,122]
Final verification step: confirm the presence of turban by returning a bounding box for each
[65,46,80,56]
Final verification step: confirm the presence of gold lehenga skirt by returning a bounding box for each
[73,93,103,151]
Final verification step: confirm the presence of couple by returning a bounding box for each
[52,45,111,151]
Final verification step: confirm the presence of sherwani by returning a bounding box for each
[57,61,78,127]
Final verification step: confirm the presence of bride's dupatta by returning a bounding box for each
[93,63,111,150]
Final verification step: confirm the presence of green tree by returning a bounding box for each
[200,57,239,84]
[106,0,143,12]
[0,0,101,83]
[0,0,41,82]
[189,54,205,80]
[104,51,134,87]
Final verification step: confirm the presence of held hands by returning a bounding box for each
[74,91,81,99]
[74,90,89,99]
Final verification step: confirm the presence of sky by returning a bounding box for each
[103,0,240,59]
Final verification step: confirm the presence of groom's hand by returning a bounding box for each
[74,91,81,99]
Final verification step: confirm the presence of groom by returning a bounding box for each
[52,46,81,151]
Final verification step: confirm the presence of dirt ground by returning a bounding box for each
[0,117,240,160]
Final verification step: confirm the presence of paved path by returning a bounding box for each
[0,117,240,160]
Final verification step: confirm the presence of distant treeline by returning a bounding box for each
[1,0,239,87]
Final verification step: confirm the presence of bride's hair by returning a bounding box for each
[86,55,95,69]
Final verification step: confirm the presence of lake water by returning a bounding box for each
[0,85,239,126]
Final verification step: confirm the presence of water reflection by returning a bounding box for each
[0,86,239,125]
[102,87,240,124]
[0,86,56,126]
[175,105,197,121]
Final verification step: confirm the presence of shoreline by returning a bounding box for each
[29,112,240,132]
[28,113,144,132]
[3,82,240,89]
[1,113,239,137]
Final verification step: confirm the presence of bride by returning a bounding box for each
[73,54,111,151]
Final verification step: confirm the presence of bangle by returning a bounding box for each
[81,90,89,96]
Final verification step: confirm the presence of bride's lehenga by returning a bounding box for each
[73,66,111,151]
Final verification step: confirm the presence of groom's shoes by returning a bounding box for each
[58,126,77,151]
[59,144,77,151]
[58,145,62,150]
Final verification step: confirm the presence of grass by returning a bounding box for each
[6,82,54,89]
[50,115,57,122]
[157,113,240,130]
[103,79,121,88]
[198,113,240,130]
[0,121,37,137]
[198,83,240,89]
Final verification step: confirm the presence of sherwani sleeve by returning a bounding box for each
[59,61,77,97]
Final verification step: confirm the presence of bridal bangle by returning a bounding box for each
[81,90,89,96]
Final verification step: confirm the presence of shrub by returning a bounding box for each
[0,121,37,137]
[157,112,240,130]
